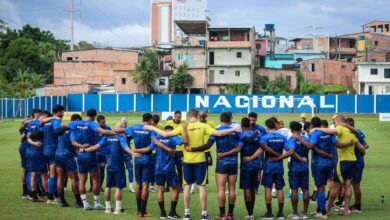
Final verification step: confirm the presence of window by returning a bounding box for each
[309,63,315,72]
[286,75,292,86]
[219,88,226,94]
[121,78,126,84]
[67,57,73,61]
[209,70,215,83]
[236,52,242,58]
[220,70,225,75]
[341,65,346,69]
[159,79,166,86]
[235,70,240,76]
[209,52,214,65]
[386,86,390,93]
[375,41,379,46]
[256,44,261,50]
[385,69,390,78]
[371,68,378,75]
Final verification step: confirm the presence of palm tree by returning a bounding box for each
[132,51,160,95]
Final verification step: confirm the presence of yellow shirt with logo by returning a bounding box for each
[336,126,358,161]
[203,121,217,153]
[172,121,215,163]
[166,119,187,151]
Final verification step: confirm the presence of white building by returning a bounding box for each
[356,62,390,94]
[151,0,208,48]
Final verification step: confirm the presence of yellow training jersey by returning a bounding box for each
[156,123,164,130]
[203,121,217,152]
[172,121,215,163]
[166,119,187,151]
[336,126,358,161]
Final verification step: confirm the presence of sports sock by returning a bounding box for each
[159,201,166,215]
[170,201,178,214]
[115,200,122,210]
[81,194,88,207]
[228,204,235,215]
[141,200,148,215]
[356,203,361,210]
[59,191,66,203]
[245,202,252,215]
[185,208,190,215]
[278,202,284,213]
[26,172,31,191]
[105,201,111,209]
[74,194,82,205]
[23,183,27,194]
[219,206,226,215]
[201,210,208,216]
[137,199,141,212]
[266,203,272,214]
[318,192,326,214]
[48,176,56,195]
[93,195,100,206]
[32,191,38,199]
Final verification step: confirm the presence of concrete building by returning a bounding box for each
[290,38,313,50]
[255,38,267,67]
[362,21,390,36]
[151,0,208,48]
[356,62,390,95]
[315,36,357,61]
[207,27,256,94]
[299,59,355,86]
[266,36,288,54]
[44,49,142,96]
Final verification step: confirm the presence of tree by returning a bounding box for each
[266,76,291,94]
[300,82,317,94]
[132,50,160,95]
[294,71,305,94]
[253,75,269,94]
[225,84,250,94]
[74,41,95,50]
[0,19,6,31]
[169,64,193,93]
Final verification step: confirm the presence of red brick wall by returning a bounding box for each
[61,49,139,64]
[255,68,297,90]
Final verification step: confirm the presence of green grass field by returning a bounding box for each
[0,113,389,220]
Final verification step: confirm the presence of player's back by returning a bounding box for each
[28,120,44,152]
[251,124,267,136]
[95,125,111,156]
[239,131,261,170]
[154,136,182,174]
[105,135,127,172]
[354,128,366,162]
[56,128,73,158]
[289,136,309,171]
[212,125,241,165]
[311,130,335,167]
[125,124,155,164]
[262,132,287,174]
[69,120,98,145]
[42,119,59,158]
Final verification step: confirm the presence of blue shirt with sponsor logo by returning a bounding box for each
[27,119,44,154]
[250,124,267,136]
[98,135,128,172]
[310,130,336,168]
[149,136,182,174]
[55,128,74,158]
[288,135,310,172]
[261,132,290,174]
[355,128,366,163]
[124,124,157,165]
[68,120,100,161]
[95,125,112,156]
[209,125,243,167]
[239,131,262,170]
[42,119,61,158]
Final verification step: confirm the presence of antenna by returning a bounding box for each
[67,0,80,51]
[305,15,325,49]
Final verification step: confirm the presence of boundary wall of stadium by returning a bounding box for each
[2,94,390,119]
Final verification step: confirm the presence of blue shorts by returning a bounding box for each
[240,169,259,190]
[205,152,213,166]
[134,163,153,184]
[123,154,133,170]
[97,155,107,164]
[156,172,179,187]
[216,164,238,176]
[56,156,78,173]
[334,160,356,184]
[106,170,126,189]
[352,161,364,183]
[313,165,333,187]
[261,172,285,190]
[45,155,56,167]
[30,150,48,173]
[19,142,28,169]
[183,162,207,186]
[175,151,184,168]
[77,153,99,174]
[289,169,309,190]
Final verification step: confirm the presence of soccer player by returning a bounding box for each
[54,114,83,207]
[345,117,369,213]
[120,113,157,217]
[85,123,140,214]
[145,109,239,220]
[166,110,187,192]
[311,115,365,216]
[27,111,50,202]
[120,117,136,193]
[189,112,243,220]
[199,110,216,185]
[260,118,294,220]
[18,110,35,198]
[287,121,311,219]
[150,114,163,193]
[299,114,307,128]
[40,104,65,204]
[150,125,182,219]
[95,115,111,192]
[68,109,116,210]
[239,117,263,220]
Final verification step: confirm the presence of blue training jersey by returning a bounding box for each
[310,130,336,168]
[239,131,262,170]
[209,125,243,166]
[99,135,128,172]
[42,119,61,158]
[261,132,290,174]
[27,119,44,153]
[288,135,310,172]
[355,128,366,162]
[250,124,267,136]
[150,136,182,174]
[95,125,112,156]
[124,124,156,165]
[68,120,100,160]
[55,127,74,158]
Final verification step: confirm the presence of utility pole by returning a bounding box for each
[70,0,74,51]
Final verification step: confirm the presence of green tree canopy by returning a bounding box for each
[169,64,193,93]
[132,50,160,95]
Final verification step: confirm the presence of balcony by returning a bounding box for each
[329,48,357,55]
[207,41,251,48]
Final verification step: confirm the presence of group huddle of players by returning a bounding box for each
[18,105,368,220]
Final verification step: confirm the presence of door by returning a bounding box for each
[209,70,215,84]
[368,85,373,95]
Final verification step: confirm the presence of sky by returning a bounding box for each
[1,0,390,47]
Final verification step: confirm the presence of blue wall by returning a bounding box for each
[2,94,390,119]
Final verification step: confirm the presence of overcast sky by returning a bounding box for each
[1,0,389,47]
